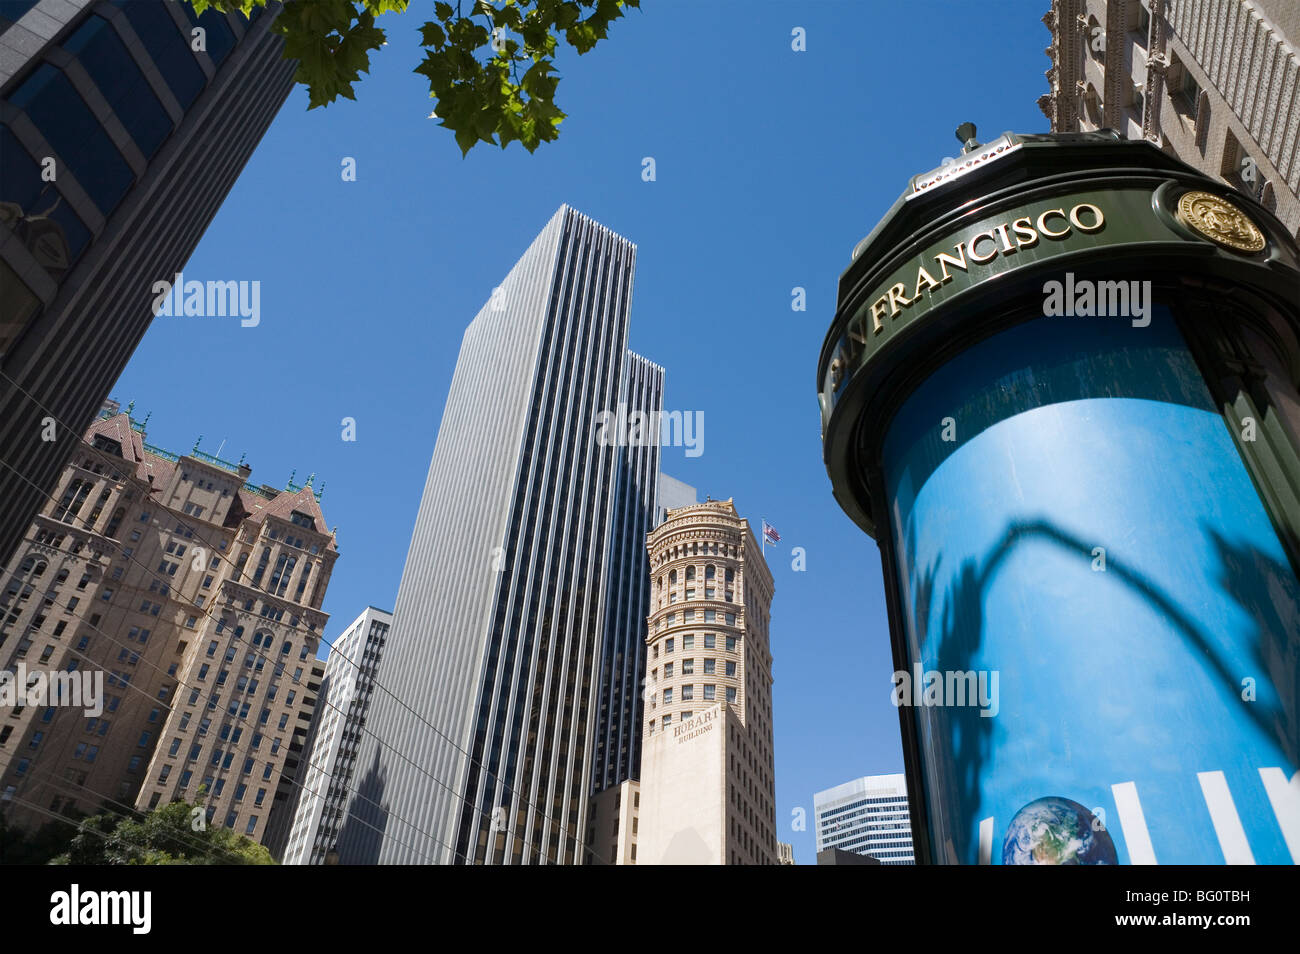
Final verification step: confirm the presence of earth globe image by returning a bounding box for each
[1001,796,1118,865]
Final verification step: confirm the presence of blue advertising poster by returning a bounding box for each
[882,306,1300,864]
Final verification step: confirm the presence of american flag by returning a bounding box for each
[762,520,780,545]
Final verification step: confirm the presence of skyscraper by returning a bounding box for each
[334,206,662,864]
[591,354,663,795]
[281,606,391,865]
[814,774,915,865]
[0,0,296,573]
[637,498,778,865]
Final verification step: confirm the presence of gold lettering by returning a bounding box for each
[934,245,968,282]
[870,296,889,334]
[994,223,1015,253]
[912,266,940,299]
[1036,209,1069,238]
[887,283,913,316]
[1069,202,1105,232]
[968,231,998,263]
[1011,216,1039,249]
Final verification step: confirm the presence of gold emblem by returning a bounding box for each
[1175,190,1266,252]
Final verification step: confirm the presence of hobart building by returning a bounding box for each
[0,405,335,848]
[588,498,779,865]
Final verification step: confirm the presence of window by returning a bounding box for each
[726,661,736,677]
[704,684,716,700]
[682,685,694,700]
[726,636,737,651]
[62,14,172,158]
[664,662,673,678]
[110,0,205,108]
[663,688,673,704]
[683,635,694,649]
[726,687,737,703]
[703,658,715,674]
[682,658,694,675]
[665,638,674,653]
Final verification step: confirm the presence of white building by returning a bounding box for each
[282,606,391,864]
[814,774,915,865]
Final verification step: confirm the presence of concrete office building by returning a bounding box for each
[0,406,334,848]
[1039,0,1300,236]
[282,606,392,865]
[636,499,778,865]
[0,0,295,575]
[334,206,663,865]
[814,774,915,865]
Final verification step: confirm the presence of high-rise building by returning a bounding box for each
[777,841,795,865]
[591,355,664,796]
[814,774,915,865]
[281,606,392,865]
[585,474,696,864]
[262,655,325,859]
[0,0,296,574]
[1038,0,1300,235]
[636,498,778,865]
[334,206,663,865]
[0,406,335,849]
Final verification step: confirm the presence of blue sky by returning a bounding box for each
[110,0,1052,864]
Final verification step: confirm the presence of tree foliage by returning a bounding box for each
[192,0,641,154]
[45,798,276,866]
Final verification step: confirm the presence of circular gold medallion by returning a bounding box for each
[1175,190,1266,253]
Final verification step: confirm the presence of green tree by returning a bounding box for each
[50,797,276,865]
[193,0,641,154]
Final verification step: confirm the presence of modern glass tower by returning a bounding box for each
[335,206,663,864]
[591,352,663,795]
[0,0,295,572]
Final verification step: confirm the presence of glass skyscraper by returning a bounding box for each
[0,0,295,571]
[334,206,663,864]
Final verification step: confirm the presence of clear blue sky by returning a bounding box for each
[110,0,1052,864]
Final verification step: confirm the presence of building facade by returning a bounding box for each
[281,606,392,865]
[0,0,295,575]
[334,206,663,865]
[814,774,915,865]
[1039,0,1300,236]
[636,499,778,865]
[0,406,335,849]
[591,355,664,796]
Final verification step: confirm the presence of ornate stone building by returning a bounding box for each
[1038,0,1300,237]
[634,498,778,865]
[0,405,334,850]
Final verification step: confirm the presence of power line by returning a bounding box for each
[0,447,589,865]
[0,370,615,864]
